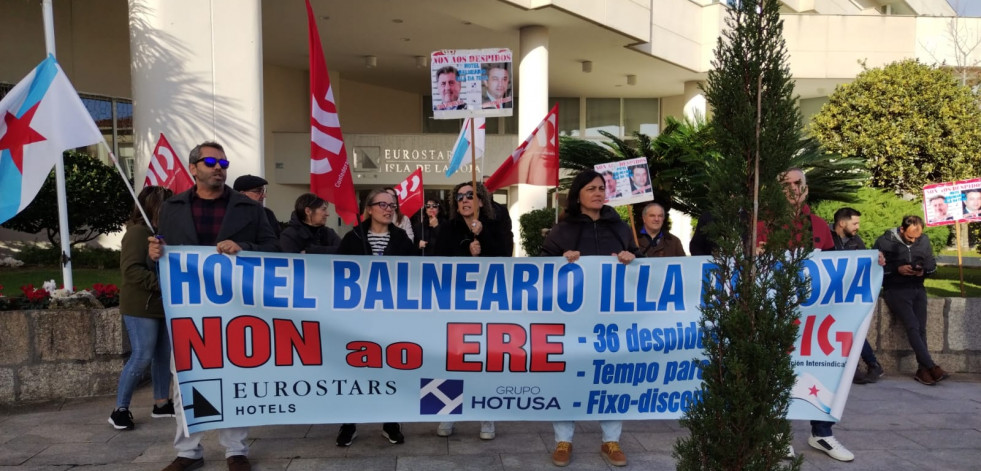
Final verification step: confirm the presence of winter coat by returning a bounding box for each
[279,211,341,254]
[541,206,640,256]
[638,230,686,258]
[873,228,936,290]
[157,185,280,252]
[435,213,512,257]
[119,223,163,318]
[338,222,416,256]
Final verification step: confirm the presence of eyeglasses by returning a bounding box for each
[425,203,439,209]
[246,188,266,195]
[195,157,230,169]
[455,191,475,202]
[369,201,399,210]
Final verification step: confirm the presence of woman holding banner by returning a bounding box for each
[433,181,511,440]
[109,186,175,431]
[335,188,416,447]
[540,170,639,468]
[279,193,341,254]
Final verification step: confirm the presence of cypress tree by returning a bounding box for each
[674,0,809,469]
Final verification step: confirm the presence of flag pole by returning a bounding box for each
[41,0,75,291]
[101,142,153,228]
[469,118,478,193]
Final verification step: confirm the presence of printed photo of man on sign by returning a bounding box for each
[431,48,512,119]
[922,182,958,226]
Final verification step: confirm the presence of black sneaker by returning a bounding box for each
[852,367,871,384]
[382,422,405,444]
[336,423,357,446]
[152,400,176,418]
[866,362,884,383]
[108,408,134,430]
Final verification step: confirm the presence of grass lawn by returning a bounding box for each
[925,265,981,298]
[1,263,980,299]
[0,267,122,294]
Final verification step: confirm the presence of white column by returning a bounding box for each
[510,25,550,256]
[128,0,264,188]
[683,80,706,122]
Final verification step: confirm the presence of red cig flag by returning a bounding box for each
[306,0,358,224]
[144,133,193,193]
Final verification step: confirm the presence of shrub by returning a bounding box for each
[1,151,130,248]
[518,208,557,256]
[15,245,120,269]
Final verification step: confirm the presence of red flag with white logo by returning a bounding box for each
[484,104,559,192]
[394,167,424,218]
[306,0,358,224]
[144,133,193,193]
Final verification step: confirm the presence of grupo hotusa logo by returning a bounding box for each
[420,378,463,415]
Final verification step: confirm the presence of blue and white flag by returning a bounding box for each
[0,55,104,224]
[445,117,485,177]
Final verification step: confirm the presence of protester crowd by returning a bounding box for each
[113,141,943,471]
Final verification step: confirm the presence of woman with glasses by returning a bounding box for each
[383,187,415,243]
[432,182,511,440]
[412,198,445,255]
[279,193,341,254]
[109,185,175,431]
[540,170,639,468]
[334,188,415,447]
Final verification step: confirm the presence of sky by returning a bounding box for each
[948,0,981,17]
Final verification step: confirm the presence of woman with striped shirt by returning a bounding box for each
[334,187,415,447]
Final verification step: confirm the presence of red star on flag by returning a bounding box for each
[0,104,47,173]
[808,385,820,397]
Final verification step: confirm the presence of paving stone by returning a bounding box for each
[286,456,394,471]
[397,454,502,471]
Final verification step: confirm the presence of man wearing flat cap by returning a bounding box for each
[234,175,281,237]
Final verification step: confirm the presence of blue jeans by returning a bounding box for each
[115,315,171,408]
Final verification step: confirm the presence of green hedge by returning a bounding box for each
[16,245,121,269]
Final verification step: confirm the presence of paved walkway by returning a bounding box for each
[1,375,979,470]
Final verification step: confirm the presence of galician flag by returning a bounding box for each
[306,0,359,224]
[445,117,485,177]
[484,104,559,192]
[0,55,104,225]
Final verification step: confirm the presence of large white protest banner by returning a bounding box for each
[159,249,881,434]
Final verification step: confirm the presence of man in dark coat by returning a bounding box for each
[148,141,279,471]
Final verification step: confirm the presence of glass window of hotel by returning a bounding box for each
[623,98,659,137]
[585,98,622,138]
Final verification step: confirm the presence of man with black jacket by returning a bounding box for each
[873,215,949,386]
[148,141,280,471]
[831,208,885,384]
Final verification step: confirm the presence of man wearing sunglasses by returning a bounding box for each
[149,141,279,471]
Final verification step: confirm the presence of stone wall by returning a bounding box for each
[0,308,127,405]
[863,298,981,375]
[0,299,978,405]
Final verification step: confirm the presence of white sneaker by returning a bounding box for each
[479,421,495,440]
[436,422,454,437]
[785,444,795,459]
[808,435,854,462]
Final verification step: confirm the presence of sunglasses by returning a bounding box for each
[195,157,230,169]
[425,203,439,209]
[455,191,475,202]
[369,201,399,210]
